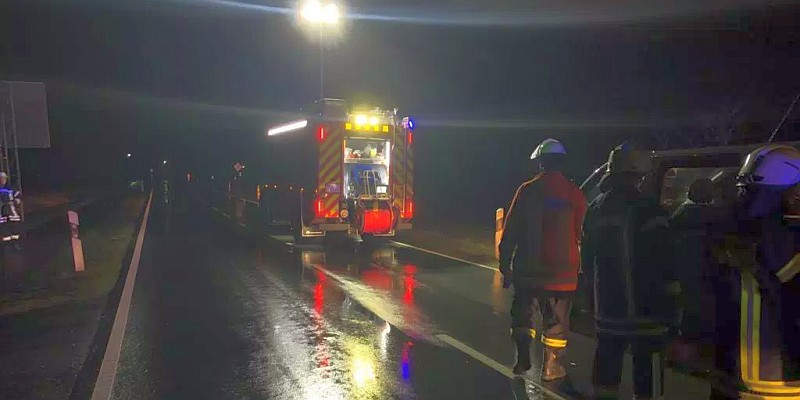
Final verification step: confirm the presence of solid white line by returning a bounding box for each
[435,334,569,400]
[390,241,497,271]
[91,192,154,400]
[436,334,514,378]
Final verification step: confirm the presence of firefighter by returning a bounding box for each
[580,143,679,399]
[711,144,800,399]
[499,138,587,380]
[0,172,22,246]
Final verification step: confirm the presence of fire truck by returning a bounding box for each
[265,98,415,238]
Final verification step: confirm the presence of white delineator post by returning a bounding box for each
[68,210,85,272]
[495,208,504,261]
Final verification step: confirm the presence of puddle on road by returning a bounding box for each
[238,235,568,400]
[236,245,422,399]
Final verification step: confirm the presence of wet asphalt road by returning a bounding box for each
[108,190,711,399]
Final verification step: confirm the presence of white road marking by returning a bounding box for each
[238,222,247,228]
[221,212,231,218]
[390,241,498,271]
[436,334,514,378]
[91,192,154,400]
[436,334,569,400]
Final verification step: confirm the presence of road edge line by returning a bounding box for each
[390,241,497,271]
[435,334,570,400]
[90,191,154,400]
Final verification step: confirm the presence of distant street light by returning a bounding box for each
[163,160,168,165]
[300,0,340,25]
[297,0,342,98]
[126,153,132,158]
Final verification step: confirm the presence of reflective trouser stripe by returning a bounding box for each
[741,271,761,382]
[510,328,536,339]
[739,271,800,397]
[541,336,567,348]
[593,386,619,399]
[776,253,800,283]
[740,393,800,400]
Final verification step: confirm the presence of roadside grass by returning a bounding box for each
[0,195,146,316]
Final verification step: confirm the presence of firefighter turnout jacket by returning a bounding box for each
[712,215,800,398]
[499,171,587,292]
[0,186,21,242]
[581,190,678,335]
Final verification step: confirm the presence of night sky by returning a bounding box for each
[2,0,799,224]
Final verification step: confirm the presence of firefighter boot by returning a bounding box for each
[512,328,532,376]
[542,346,567,381]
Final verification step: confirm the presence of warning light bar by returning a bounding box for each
[267,119,308,136]
[345,122,390,133]
[346,112,393,133]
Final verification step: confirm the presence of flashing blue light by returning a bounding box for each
[407,118,415,130]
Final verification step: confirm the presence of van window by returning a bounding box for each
[659,167,738,214]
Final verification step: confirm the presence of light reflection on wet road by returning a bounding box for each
[108,191,715,400]
[110,199,548,399]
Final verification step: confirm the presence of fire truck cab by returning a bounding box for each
[266,99,414,238]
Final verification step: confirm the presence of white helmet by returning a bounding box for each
[530,138,567,160]
[738,145,800,187]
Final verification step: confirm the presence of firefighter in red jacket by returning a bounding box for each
[499,138,587,380]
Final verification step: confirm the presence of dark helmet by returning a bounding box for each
[606,142,652,175]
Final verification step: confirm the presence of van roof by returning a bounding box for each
[652,141,800,159]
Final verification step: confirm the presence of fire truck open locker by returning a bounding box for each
[265,99,414,238]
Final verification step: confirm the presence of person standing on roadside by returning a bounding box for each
[580,143,680,400]
[0,172,22,248]
[499,138,587,380]
[710,144,800,399]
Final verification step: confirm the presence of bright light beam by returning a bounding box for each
[190,0,291,15]
[267,119,309,136]
[190,0,792,27]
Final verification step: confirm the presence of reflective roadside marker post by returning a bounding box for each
[68,211,85,272]
[495,208,504,261]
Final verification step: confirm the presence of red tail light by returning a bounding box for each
[407,131,413,146]
[317,125,326,142]
[316,198,325,218]
[403,200,414,219]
